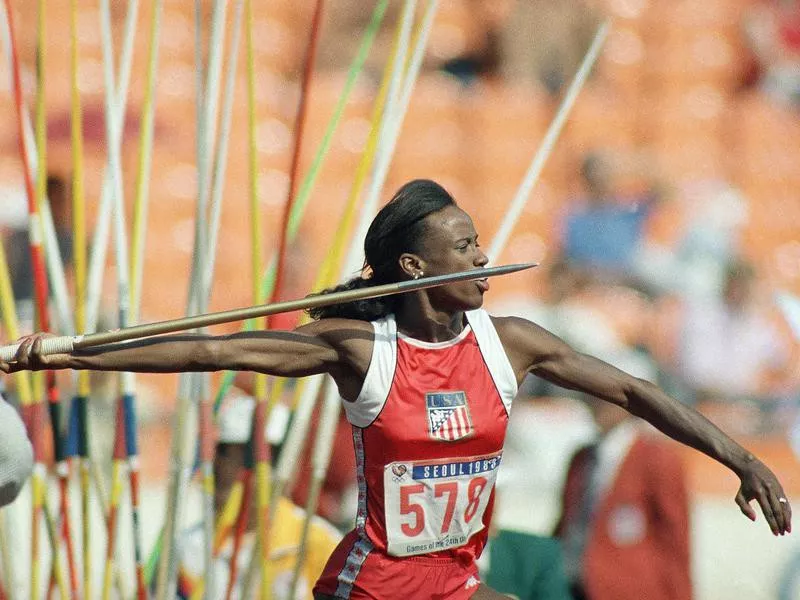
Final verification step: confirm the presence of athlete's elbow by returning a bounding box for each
[622,377,662,416]
[190,338,228,371]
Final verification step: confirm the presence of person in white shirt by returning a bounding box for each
[0,392,34,506]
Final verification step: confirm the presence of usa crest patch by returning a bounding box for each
[426,391,473,441]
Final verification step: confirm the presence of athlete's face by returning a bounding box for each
[403,205,489,311]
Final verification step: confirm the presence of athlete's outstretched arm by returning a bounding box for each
[0,319,373,379]
[494,315,792,537]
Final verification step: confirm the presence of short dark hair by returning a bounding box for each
[308,179,456,321]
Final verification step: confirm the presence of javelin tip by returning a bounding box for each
[486,262,538,275]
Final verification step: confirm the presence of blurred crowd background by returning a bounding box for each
[1,0,800,598]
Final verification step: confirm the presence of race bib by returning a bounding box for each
[384,452,502,557]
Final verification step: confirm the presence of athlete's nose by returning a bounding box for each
[475,249,488,267]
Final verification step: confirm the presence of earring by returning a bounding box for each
[414,271,423,280]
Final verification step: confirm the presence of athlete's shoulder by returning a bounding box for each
[296,317,376,343]
[487,313,539,337]
[486,307,569,336]
[487,314,571,362]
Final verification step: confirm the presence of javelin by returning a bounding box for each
[0,263,535,362]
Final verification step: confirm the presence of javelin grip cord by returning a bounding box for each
[1,335,80,361]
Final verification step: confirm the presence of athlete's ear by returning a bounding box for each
[398,253,425,280]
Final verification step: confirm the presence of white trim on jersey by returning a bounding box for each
[342,310,518,428]
[464,310,518,416]
[398,324,472,349]
[343,314,398,428]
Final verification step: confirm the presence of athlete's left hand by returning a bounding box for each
[735,459,792,535]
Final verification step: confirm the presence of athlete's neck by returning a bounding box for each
[395,304,466,343]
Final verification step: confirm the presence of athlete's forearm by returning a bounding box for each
[61,329,338,378]
[3,322,350,378]
[64,334,223,373]
[535,345,760,477]
[624,378,758,476]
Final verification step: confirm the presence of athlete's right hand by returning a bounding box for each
[0,333,58,374]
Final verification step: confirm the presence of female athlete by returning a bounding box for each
[2,179,791,600]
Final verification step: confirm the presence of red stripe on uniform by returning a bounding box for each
[441,413,452,440]
[451,408,463,439]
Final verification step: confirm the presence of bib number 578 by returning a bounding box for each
[399,477,488,537]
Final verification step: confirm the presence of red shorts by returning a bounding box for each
[314,530,482,599]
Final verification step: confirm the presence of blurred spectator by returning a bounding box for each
[487,282,661,600]
[434,0,602,92]
[488,258,618,351]
[554,397,692,600]
[634,180,749,300]
[491,343,659,533]
[440,0,507,85]
[491,394,595,536]
[490,257,659,410]
[318,0,603,93]
[176,390,341,599]
[483,528,572,600]
[499,0,603,95]
[316,1,402,76]
[0,391,34,507]
[667,258,797,424]
[741,0,800,108]
[558,151,663,288]
[489,259,625,398]
[233,369,357,530]
[2,173,74,328]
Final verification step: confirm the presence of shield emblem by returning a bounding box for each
[426,391,473,442]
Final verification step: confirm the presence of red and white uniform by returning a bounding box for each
[314,310,517,599]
